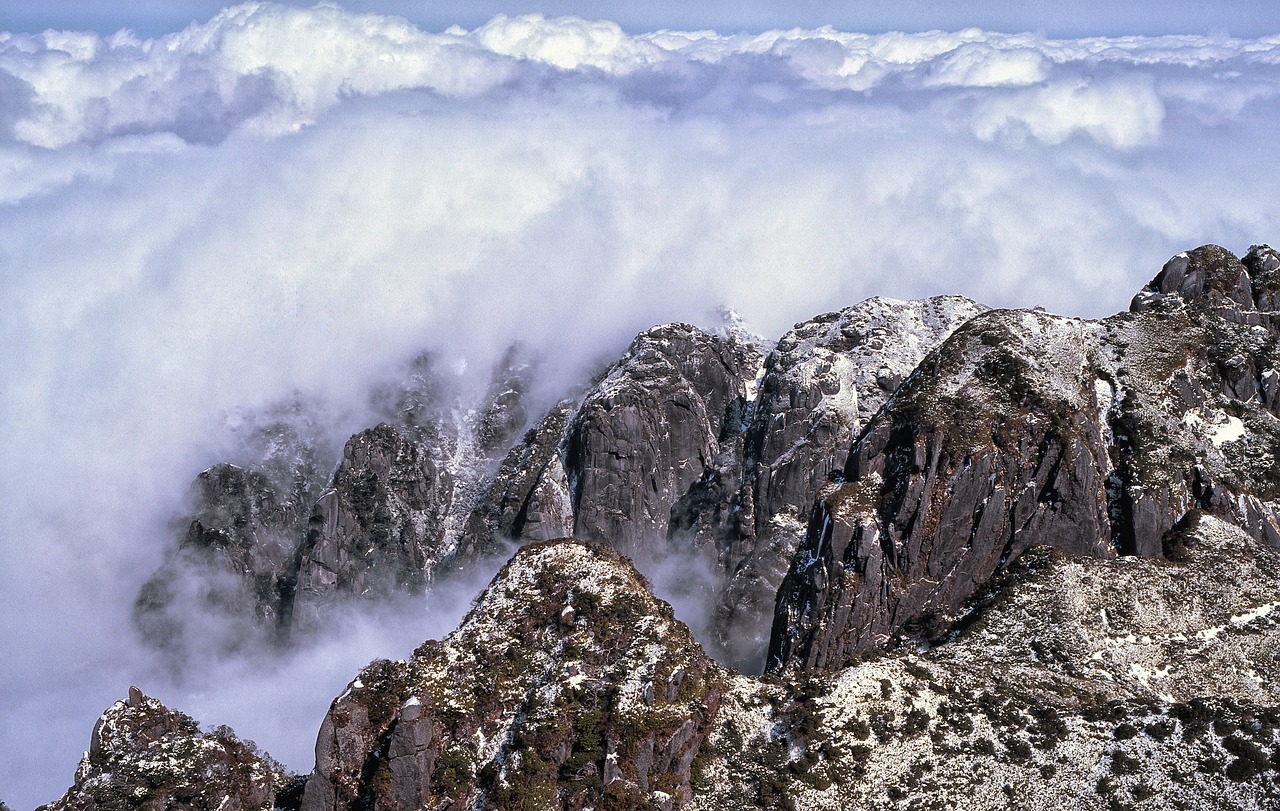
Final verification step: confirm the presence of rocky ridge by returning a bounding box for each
[69,243,1280,810]
[770,245,1280,673]
[299,540,724,811]
[47,512,1280,808]
[38,687,290,811]
[691,514,1280,810]
[135,349,538,651]
[138,296,977,671]
[711,296,984,670]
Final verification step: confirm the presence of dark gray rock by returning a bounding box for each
[473,343,535,457]
[770,309,1117,671]
[458,321,761,565]
[701,515,1280,809]
[710,296,985,671]
[455,401,575,561]
[137,347,543,647]
[134,463,305,656]
[771,247,1280,673]
[292,421,455,628]
[565,323,758,554]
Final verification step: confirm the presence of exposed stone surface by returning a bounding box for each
[291,514,1280,810]
[136,348,539,645]
[462,321,764,558]
[292,420,456,627]
[744,296,987,539]
[39,688,282,811]
[136,299,977,673]
[455,401,576,560]
[565,323,758,554]
[460,301,983,673]
[299,540,724,811]
[52,244,1280,809]
[693,516,1280,809]
[133,463,307,658]
[711,296,985,671]
[134,402,331,655]
[771,245,1280,673]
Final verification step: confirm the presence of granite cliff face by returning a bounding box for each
[136,300,976,671]
[770,244,1280,672]
[711,296,984,670]
[81,243,1280,810]
[135,349,537,649]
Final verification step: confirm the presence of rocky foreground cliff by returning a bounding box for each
[35,244,1280,809]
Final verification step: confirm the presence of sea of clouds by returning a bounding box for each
[4,3,1280,804]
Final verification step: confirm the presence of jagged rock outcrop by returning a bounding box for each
[565,323,759,553]
[459,322,762,564]
[134,402,330,655]
[693,515,1280,809]
[77,242,1280,810]
[743,296,987,540]
[39,687,283,811]
[293,348,539,622]
[133,464,304,656]
[710,296,985,671]
[770,245,1280,673]
[455,401,576,559]
[136,348,539,645]
[292,420,455,624]
[300,540,724,811]
[49,513,1280,810]
[459,301,984,673]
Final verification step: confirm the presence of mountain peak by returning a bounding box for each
[301,539,725,811]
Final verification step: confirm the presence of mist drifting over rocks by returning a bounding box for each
[5,3,1280,806]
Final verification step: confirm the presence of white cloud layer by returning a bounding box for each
[4,4,1280,805]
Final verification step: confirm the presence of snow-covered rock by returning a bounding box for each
[39,688,286,811]
[299,540,724,811]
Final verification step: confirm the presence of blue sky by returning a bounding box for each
[5,0,1280,38]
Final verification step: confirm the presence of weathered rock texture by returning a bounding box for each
[134,463,305,657]
[287,513,1280,810]
[136,348,538,646]
[771,244,1280,673]
[299,540,725,811]
[39,688,282,811]
[710,296,985,670]
[479,322,761,554]
[693,515,1280,809]
[137,299,979,672]
[291,420,454,622]
[456,321,767,663]
[459,302,983,672]
[48,462,1280,809]
[456,401,577,559]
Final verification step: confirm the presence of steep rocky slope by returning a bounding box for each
[82,243,1280,810]
[39,687,289,811]
[710,296,984,670]
[771,245,1280,672]
[693,514,1280,810]
[299,540,724,811]
[292,513,1280,810]
[460,322,762,560]
[135,298,978,671]
[135,349,536,648]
